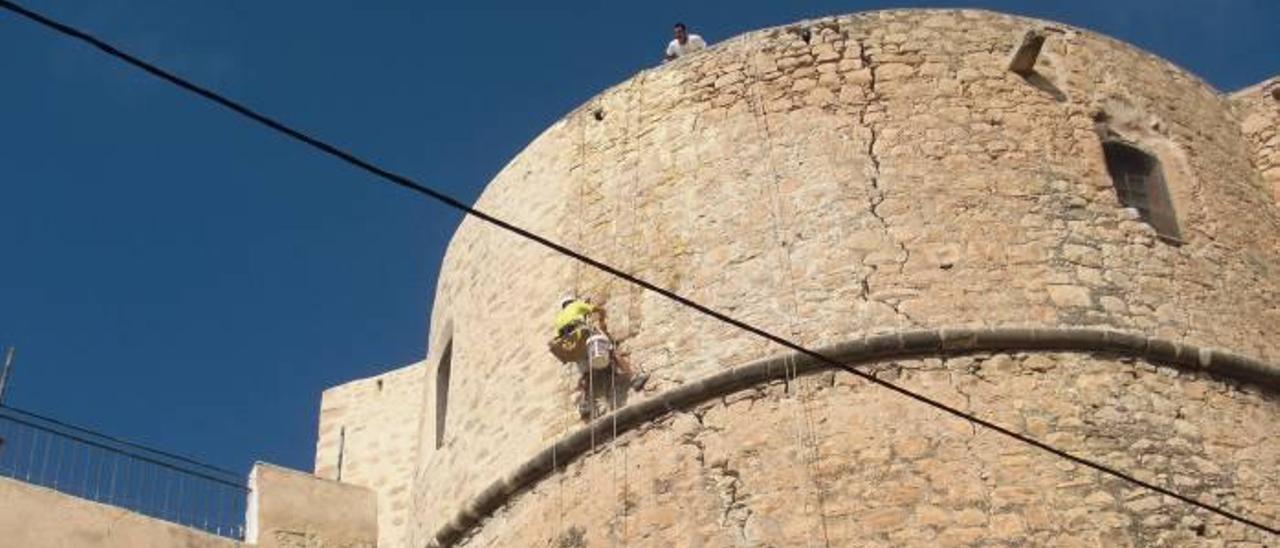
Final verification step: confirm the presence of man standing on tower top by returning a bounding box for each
[664,22,707,62]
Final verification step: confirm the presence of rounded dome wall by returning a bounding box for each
[407,9,1280,547]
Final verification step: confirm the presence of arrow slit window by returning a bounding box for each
[1102,141,1181,244]
[435,339,453,449]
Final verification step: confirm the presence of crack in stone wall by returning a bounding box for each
[408,10,1280,545]
[674,408,757,543]
[707,452,752,541]
[452,351,1280,547]
[850,36,916,326]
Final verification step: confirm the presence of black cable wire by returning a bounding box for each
[2,0,1275,535]
[0,404,242,479]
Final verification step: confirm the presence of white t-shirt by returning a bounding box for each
[665,35,707,59]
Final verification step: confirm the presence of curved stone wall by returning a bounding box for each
[406,9,1280,546]
[453,351,1280,547]
[425,328,1279,546]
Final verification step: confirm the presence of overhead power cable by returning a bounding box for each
[2,0,1275,536]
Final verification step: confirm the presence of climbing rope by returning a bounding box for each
[612,75,637,548]
[8,1,1267,533]
[573,111,588,294]
[609,360,619,548]
[553,415,561,541]
[568,106,594,542]
[744,50,832,547]
[786,353,816,548]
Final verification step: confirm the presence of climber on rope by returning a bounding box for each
[549,295,649,418]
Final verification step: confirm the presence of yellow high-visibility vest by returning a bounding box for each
[554,300,595,333]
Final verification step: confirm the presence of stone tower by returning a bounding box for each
[314,10,1280,547]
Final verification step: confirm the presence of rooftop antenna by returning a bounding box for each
[0,346,15,405]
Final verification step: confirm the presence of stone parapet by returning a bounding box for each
[246,462,378,548]
[0,476,243,548]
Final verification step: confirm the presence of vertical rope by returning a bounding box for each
[620,422,629,546]
[680,71,710,381]
[554,381,564,540]
[574,111,588,294]
[589,364,596,445]
[605,87,622,543]
[744,49,831,547]
[609,360,619,548]
[615,74,639,548]
[586,359,596,540]
[566,106,592,541]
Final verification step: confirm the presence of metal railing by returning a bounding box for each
[0,405,248,540]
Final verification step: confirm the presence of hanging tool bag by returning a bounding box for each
[549,326,589,363]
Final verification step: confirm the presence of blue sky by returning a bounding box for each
[1,1,1276,476]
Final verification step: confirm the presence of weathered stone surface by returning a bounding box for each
[314,362,424,548]
[312,9,1280,548]
[453,354,1280,547]
[1046,285,1092,307]
[0,477,242,548]
[248,463,378,548]
[1231,77,1280,204]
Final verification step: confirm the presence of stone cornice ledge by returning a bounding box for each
[429,326,1278,547]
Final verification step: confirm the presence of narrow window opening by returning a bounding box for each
[336,426,346,482]
[434,339,453,449]
[1102,141,1182,244]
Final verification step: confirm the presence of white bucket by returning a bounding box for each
[585,334,613,371]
